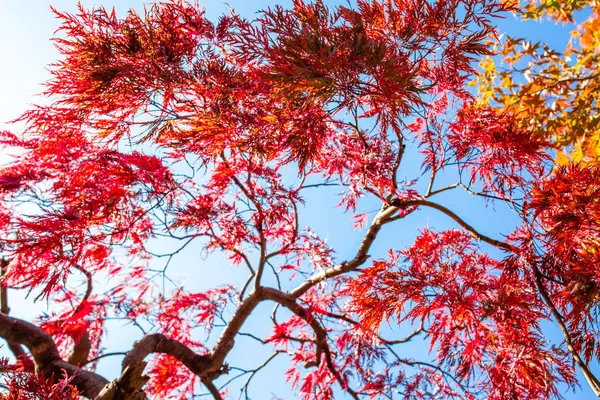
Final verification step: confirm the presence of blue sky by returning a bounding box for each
[0,1,595,399]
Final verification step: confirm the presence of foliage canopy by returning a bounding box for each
[1,0,600,399]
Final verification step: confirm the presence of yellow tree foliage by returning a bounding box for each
[474,0,600,164]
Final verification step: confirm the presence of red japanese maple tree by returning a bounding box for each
[0,0,598,399]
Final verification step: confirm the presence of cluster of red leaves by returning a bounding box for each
[143,286,234,398]
[345,230,575,399]
[286,356,337,400]
[0,129,173,298]
[276,287,466,399]
[226,0,505,133]
[297,228,335,271]
[264,288,354,399]
[174,156,301,265]
[44,1,338,171]
[33,0,510,172]
[145,353,198,400]
[0,358,78,400]
[39,296,107,364]
[330,330,418,398]
[46,2,214,142]
[157,286,234,339]
[530,164,600,285]
[448,104,551,195]
[274,314,338,399]
[315,128,399,208]
[528,163,600,362]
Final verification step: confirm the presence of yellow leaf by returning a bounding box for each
[262,115,278,123]
[572,142,585,163]
[555,149,571,166]
[480,57,495,72]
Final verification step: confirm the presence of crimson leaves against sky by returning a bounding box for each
[0,1,598,399]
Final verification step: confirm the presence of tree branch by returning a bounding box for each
[201,378,223,400]
[67,330,92,366]
[0,312,109,398]
[67,264,94,366]
[94,361,148,400]
[262,288,360,400]
[291,204,398,299]
[392,199,514,251]
[209,290,263,373]
[0,259,34,372]
[533,267,600,396]
[122,333,211,377]
[83,352,127,367]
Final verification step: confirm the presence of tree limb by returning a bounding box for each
[533,267,600,396]
[67,330,92,366]
[94,361,149,400]
[0,259,35,372]
[209,290,263,372]
[262,288,360,400]
[66,264,93,366]
[392,199,514,251]
[201,377,223,400]
[0,312,109,398]
[291,204,399,299]
[122,333,211,377]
